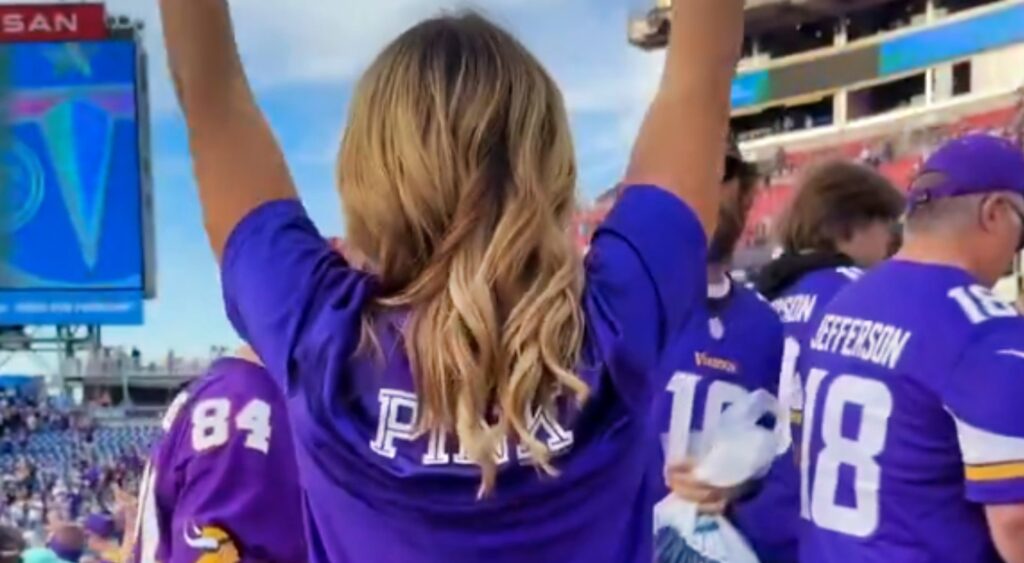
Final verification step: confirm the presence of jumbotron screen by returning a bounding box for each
[0,39,148,325]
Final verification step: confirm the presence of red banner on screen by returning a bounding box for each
[0,4,107,42]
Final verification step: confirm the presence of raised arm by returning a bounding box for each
[624,0,744,236]
[159,0,298,259]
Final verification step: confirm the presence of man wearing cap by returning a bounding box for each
[797,134,1024,562]
[84,514,120,563]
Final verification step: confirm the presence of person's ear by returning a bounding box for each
[978,197,1004,233]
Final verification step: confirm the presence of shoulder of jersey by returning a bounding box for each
[784,266,862,296]
[736,284,785,325]
[832,266,864,282]
[939,283,1024,354]
[161,358,281,431]
[961,293,1024,337]
[806,266,863,300]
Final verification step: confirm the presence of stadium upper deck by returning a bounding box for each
[614,0,1024,297]
[630,0,914,50]
[630,0,1024,157]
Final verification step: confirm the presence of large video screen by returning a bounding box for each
[0,40,147,325]
[880,3,1024,75]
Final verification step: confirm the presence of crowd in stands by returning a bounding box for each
[0,388,158,561]
[740,95,1024,247]
[569,93,1024,258]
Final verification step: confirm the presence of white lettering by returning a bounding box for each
[421,428,450,465]
[2,11,79,35]
[422,427,509,466]
[2,14,24,33]
[370,389,418,459]
[516,406,574,461]
[810,315,912,370]
[702,380,749,436]
[772,294,818,324]
[52,13,77,33]
[374,388,574,467]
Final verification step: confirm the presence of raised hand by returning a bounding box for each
[626,0,745,236]
[157,0,298,258]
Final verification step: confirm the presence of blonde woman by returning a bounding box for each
[157,0,742,561]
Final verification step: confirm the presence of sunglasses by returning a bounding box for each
[988,195,1024,251]
[1007,201,1024,252]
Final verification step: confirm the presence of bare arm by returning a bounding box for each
[624,0,744,236]
[987,504,1024,563]
[158,0,298,259]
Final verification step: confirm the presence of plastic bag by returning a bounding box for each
[654,385,783,563]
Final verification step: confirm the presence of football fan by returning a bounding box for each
[798,134,1024,562]
[653,136,796,562]
[156,0,743,560]
[128,351,304,562]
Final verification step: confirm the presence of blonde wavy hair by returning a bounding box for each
[338,12,587,496]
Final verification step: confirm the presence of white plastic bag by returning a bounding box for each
[654,384,783,563]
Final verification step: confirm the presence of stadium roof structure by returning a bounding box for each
[628,0,904,50]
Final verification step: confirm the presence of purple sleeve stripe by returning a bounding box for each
[965,476,1024,505]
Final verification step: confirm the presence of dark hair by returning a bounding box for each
[0,525,23,563]
[777,160,904,253]
[709,155,761,263]
[733,157,759,212]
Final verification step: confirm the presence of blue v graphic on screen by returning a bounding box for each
[0,40,146,325]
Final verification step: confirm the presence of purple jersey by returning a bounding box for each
[220,186,706,563]
[761,265,862,563]
[132,358,305,563]
[798,260,1024,562]
[652,278,796,562]
[770,265,863,348]
[771,266,862,455]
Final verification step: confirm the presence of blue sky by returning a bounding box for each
[6,0,666,372]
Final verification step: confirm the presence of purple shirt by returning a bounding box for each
[798,260,1024,562]
[770,266,863,350]
[759,265,862,563]
[220,186,706,563]
[132,358,305,562]
[652,279,794,563]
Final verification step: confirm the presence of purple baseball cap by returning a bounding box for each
[907,134,1024,209]
[83,513,116,540]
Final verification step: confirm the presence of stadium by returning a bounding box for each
[587,0,1024,300]
[0,2,184,556]
[1,0,1024,561]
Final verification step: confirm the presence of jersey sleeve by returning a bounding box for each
[164,360,306,562]
[585,185,707,412]
[943,321,1024,504]
[221,200,372,394]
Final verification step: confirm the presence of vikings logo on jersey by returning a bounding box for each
[184,524,240,563]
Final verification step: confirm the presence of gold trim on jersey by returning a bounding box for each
[188,525,241,563]
[790,409,803,426]
[965,461,1024,481]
